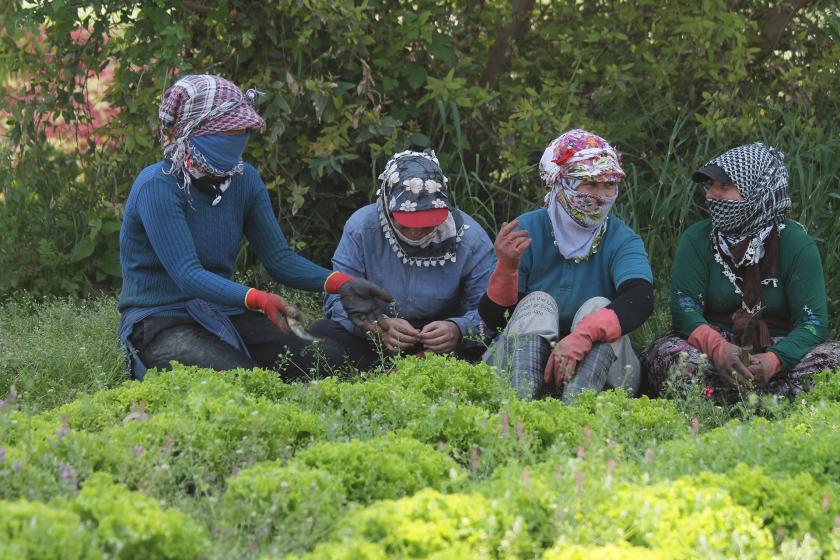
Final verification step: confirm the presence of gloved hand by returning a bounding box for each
[748,352,782,386]
[543,307,621,387]
[337,277,394,332]
[245,288,299,334]
[688,324,753,387]
[486,220,531,306]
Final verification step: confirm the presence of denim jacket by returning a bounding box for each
[324,205,494,339]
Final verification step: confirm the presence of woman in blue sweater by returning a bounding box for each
[118,74,391,380]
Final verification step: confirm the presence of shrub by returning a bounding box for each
[221,462,345,553]
[70,472,208,559]
[568,478,774,559]
[0,498,97,560]
[293,435,463,503]
[333,489,531,558]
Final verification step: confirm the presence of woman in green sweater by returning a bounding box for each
[643,142,838,400]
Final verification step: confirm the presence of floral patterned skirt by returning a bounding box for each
[641,331,840,401]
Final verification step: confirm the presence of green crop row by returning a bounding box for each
[1,358,839,558]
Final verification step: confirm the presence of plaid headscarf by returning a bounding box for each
[158,74,265,185]
[538,130,624,260]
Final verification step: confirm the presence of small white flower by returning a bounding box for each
[432,198,447,208]
[399,200,417,212]
[425,179,443,193]
[388,171,400,186]
[403,177,424,194]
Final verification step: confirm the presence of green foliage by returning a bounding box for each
[70,472,209,559]
[569,478,774,558]
[293,435,463,503]
[0,498,97,560]
[1,1,837,332]
[220,462,345,554]
[0,295,127,413]
[330,489,531,558]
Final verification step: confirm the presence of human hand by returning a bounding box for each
[494,220,531,272]
[543,331,592,387]
[339,278,394,331]
[245,289,299,335]
[420,321,460,353]
[748,352,782,386]
[712,343,754,388]
[378,318,421,352]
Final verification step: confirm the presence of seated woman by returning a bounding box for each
[480,129,654,401]
[118,74,391,381]
[309,150,495,370]
[643,142,839,400]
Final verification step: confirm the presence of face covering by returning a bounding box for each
[188,132,251,176]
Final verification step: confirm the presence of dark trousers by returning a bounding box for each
[129,311,346,382]
[308,318,485,371]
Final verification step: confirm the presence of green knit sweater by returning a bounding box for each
[671,218,828,370]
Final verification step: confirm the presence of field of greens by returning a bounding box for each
[1,299,839,559]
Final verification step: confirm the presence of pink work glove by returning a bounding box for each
[544,307,621,387]
[486,220,531,306]
[687,324,753,386]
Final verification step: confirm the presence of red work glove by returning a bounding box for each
[245,288,299,334]
[486,220,531,306]
[544,307,621,387]
[687,324,753,387]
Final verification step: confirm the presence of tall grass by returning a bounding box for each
[0,295,128,412]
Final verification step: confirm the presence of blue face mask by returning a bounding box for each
[189,132,250,174]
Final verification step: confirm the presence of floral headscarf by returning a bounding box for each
[376,150,468,267]
[158,74,265,192]
[538,129,625,261]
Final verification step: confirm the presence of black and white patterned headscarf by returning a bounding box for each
[703,142,791,238]
[376,150,468,267]
[700,143,791,313]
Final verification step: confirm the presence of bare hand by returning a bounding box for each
[748,352,781,386]
[377,318,421,352]
[420,321,460,353]
[714,343,754,388]
[494,220,532,270]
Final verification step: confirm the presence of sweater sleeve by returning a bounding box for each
[244,184,331,292]
[671,227,712,339]
[766,236,829,370]
[136,180,249,307]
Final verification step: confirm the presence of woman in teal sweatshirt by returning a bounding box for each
[642,142,838,400]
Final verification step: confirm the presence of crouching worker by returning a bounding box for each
[480,130,654,401]
[309,150,495,370]
[118,74,392,381]
[642,142,839,401]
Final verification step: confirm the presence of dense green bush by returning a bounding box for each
[1,1,837,331]
[293,435,463,503]
[220,462,345,552]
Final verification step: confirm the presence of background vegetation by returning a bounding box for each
[1,0,837,332]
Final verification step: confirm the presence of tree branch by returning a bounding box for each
[753,0,815,63]
[480,0,536,88]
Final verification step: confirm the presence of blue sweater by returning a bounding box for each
[118,161,331,314]
[324,204,495,338]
